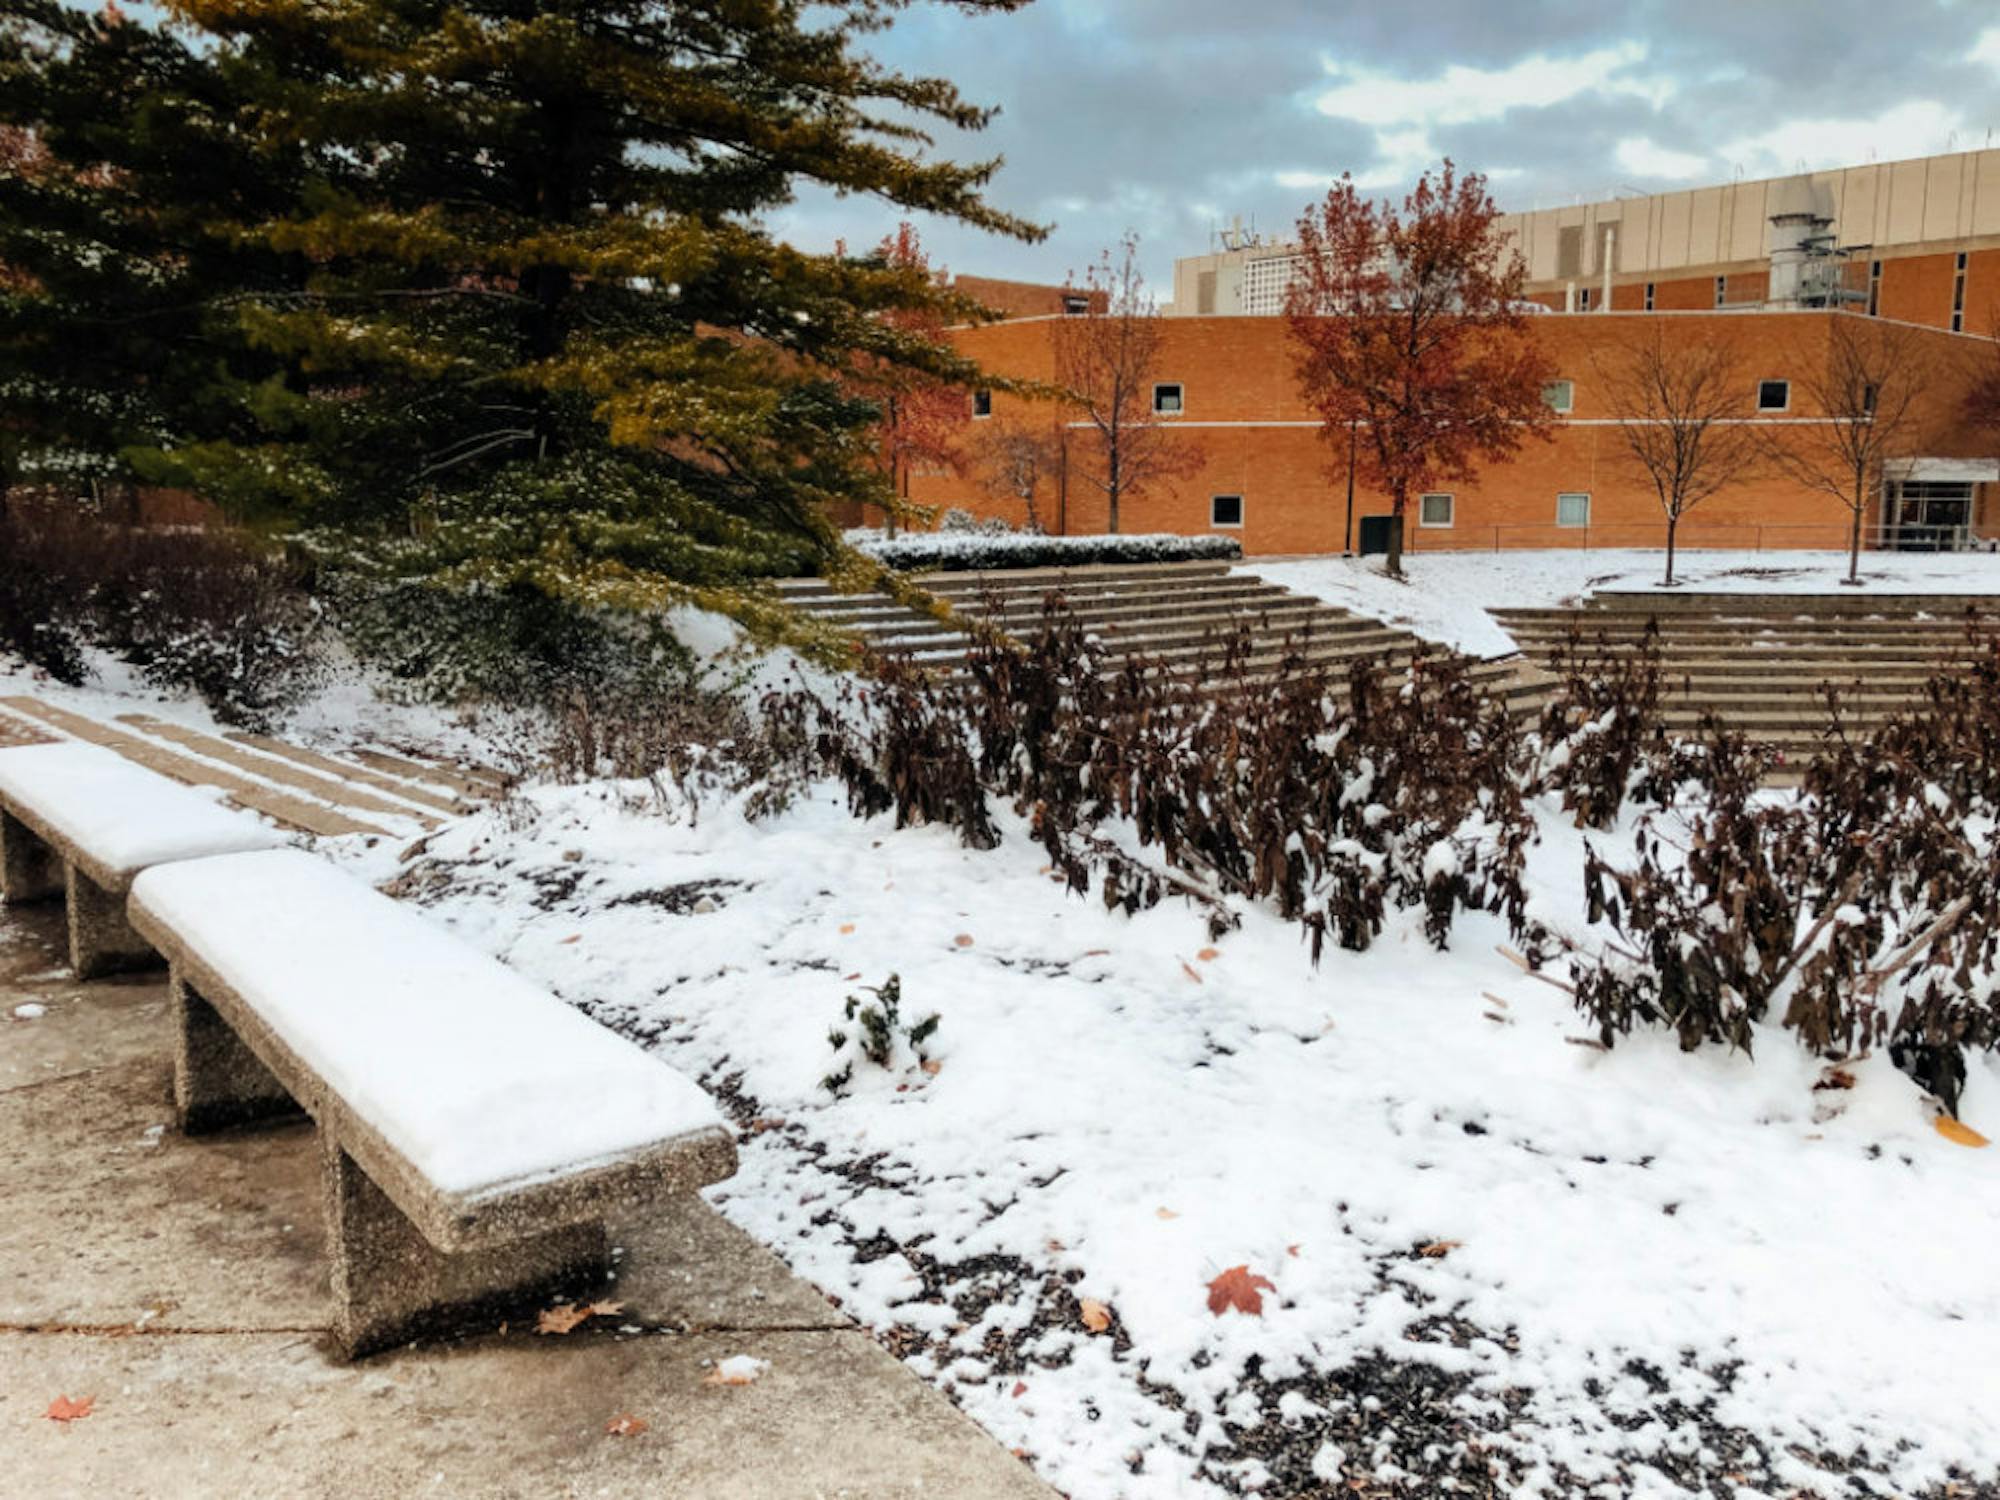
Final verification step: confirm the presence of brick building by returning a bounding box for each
[909,310,2000,556]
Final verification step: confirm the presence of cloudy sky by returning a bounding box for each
[770,0,2000,293]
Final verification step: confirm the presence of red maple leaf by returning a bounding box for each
[1205,1265,1276,1317]
[45,1394,94,1422]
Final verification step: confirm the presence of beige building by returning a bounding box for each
[1170,146,2000,334]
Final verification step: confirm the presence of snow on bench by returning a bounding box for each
[125,847,738,1359]
[0,742,284,977]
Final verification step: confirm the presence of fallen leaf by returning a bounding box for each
[1077,1297,1112,1333]
[1286,1243,1301,1258]
[1936,1116,1991,1148]
[748,1117,785,1134]
[920,1057,942,1076]
[1418,1240,1462,1259]
[1180,961,1203,984]
[839,923,855,935]
[1813,1066,1857,1092]
[1196,947,1220,962]
[558,933,581,946]
[842,972,861,981]
[953,933,975,948]
[1155,1207,1179,1220]
[536,1299,623,1336]
[604,1413,648,1437]
[45,1395,93,1423]
[1081,948,1110,958]
[1206,1265,1276,1317]
[1011,1381,1028,1397]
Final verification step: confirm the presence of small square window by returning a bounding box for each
[1153,383,1184,415]
[1556,492,1591,528]
[1061,294,1090,316]
[972,389,992,419]
[1577,287,1591,311]
[1210,494,1243,528]
[1756,380,1789,412]
[1419,492,1454,528]
[1542,380,1574,413]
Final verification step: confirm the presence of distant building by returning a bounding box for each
[1169,147,2000,337]
[913,310,1999,557]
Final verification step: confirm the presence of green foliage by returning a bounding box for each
[822,974,939,1095]
[3,0,1042,650]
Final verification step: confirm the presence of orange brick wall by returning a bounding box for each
[950,275,1106,321]
[913,312,1995,555]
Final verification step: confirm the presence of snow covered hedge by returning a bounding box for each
[856,531,1242,573]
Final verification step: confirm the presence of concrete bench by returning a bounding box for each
[126,847,738,1359]
[0,742,284,977]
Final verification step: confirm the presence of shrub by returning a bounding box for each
[0,501,322,726]
[1533,619,1666,828]
[857,530,1242,573]
[822,974,939,1095]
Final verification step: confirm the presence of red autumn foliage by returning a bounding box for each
[1283,160,1557,578]
[1205,1264,1276,1317]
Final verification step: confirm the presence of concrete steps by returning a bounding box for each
[1493,599,1992,756]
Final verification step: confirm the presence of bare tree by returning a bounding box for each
[1591,324,1762,586]
[1764,316,1931,585]
[1051,235,1197,534]
[971,419,1062,531]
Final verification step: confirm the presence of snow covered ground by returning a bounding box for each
[1255,549,2000,657]
[11,579,2000,1498]
[332,773,2000,1500]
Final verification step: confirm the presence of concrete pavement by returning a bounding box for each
[0,901,1058,1500]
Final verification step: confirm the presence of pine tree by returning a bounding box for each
[149,0,1037,629]
[0,2,309,507]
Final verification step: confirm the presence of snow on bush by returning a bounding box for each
[854,529,1242,573]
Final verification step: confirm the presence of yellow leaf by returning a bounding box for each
[1936,1116,1990,1148]
[604,1413,648,1437]
[1155,1207,1179,1220]
[1078,1297,1112,1333]
[1418,1240,1462,1258]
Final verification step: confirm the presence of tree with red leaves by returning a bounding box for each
[853,222,974,536]
[1283,162,1556,578]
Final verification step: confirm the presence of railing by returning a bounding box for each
[1405,521,1994,555]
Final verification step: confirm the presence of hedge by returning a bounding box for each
[857,531,1243,573]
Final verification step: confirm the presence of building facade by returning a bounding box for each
[1171,147,2000,338]
[911,310,1998,556]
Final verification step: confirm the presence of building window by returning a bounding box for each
[1153,383,1184,415]
[972,389,992,419]
[1868,259,1882,317]
[1210,494,1243,529]
[1542,379,1575,414]
[1644,281,1655,311]
[1863,383,1879,416]
[1062,294,1090,316]
[1556,492,1591,528]
[1957,251,1969,271]
[1577,286,1592,311]
[1952,256,1968,333]
[1756,379,1790,412]
[1714,275,1728,308]
[1419,492,1455,528]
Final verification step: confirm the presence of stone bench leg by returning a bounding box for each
[323,1139,610,1360]
[65,864,154,979]
[0,809,61,902]
[171,973,299,1133]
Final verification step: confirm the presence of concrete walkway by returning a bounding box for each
[0,902,1056,1500]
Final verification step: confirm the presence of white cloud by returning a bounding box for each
[1971,28,2000,70]
[1313,42,1669,129]
[1615,137,1710,181]
[1720,100,1965,177]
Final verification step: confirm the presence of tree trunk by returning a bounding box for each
[1383,488,1405,579]
[1847,499,1864,585]
[1107,447,1121,535]
[1663,510,1678,587]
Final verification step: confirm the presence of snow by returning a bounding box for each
[0,742,285,876]
[342,772,2000,1499]
[1255,548,2000,657]
[126,847,729,1200]
[12,1003,46,1020]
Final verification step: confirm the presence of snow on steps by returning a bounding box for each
[779,564,1554,717]
[0,697,502,839]
[1490,599,2000,764]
